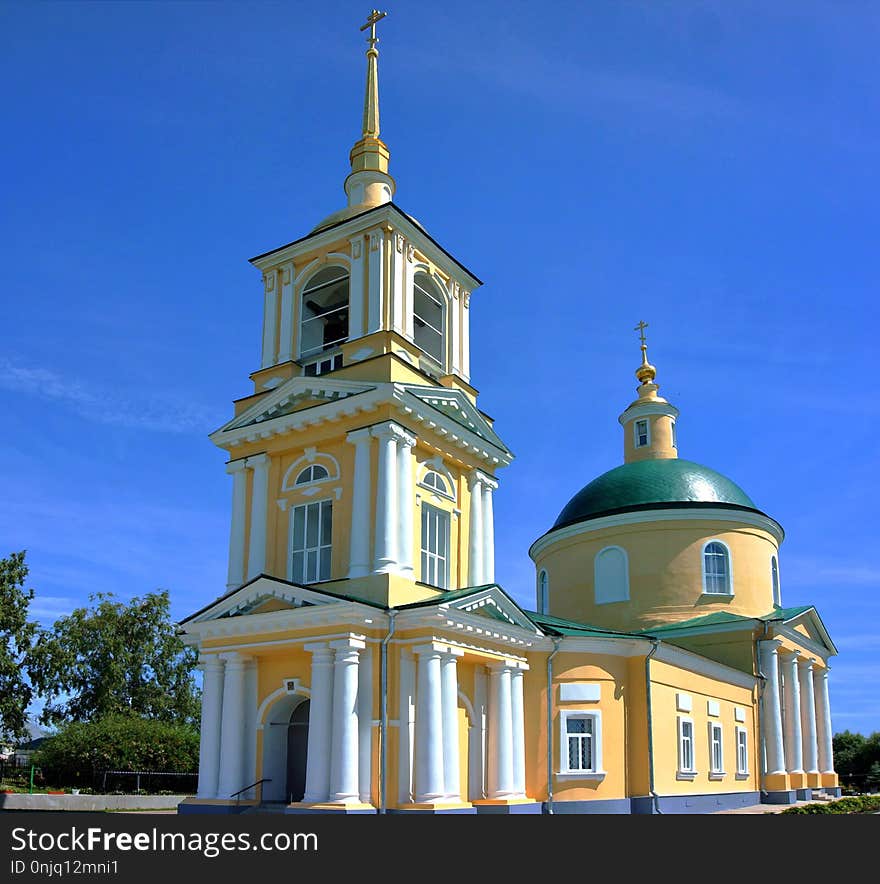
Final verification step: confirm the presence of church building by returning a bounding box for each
[178,12,840,814]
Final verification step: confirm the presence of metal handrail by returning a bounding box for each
[230,778,271,804]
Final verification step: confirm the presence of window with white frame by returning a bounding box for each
[702,541,732,595]
[420,470,451,498]
[538,570,549,615]
[771,555,781,607]
[736,726,748,775]
[671,420,677,449]
[413,272,444,364]
[678,716,696,775]
[559,710,602,775]
[420,503,450,589]
[634,419,649,448]
[594,546,629,604]
[294,464,329,486]
[300,267,349,359]
[708,722,724,775]
[289,499,332,584]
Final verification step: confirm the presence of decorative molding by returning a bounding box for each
[559,683,601,703]
[676,693,693,713]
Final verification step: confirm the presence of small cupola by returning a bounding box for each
[618,321,679,463]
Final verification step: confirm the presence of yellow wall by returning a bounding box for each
[536,517,780,631]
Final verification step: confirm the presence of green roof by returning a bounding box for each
[634,605,816,636]
[553,458,761,530]
[526,610,641,638]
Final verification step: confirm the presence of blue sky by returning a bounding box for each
[1,1,877,734]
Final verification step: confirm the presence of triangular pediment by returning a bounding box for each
[182,575,349,625]
[402,385,510,454]
[441,586,540,635]
[211,376,377,441]
[768,606,837,657]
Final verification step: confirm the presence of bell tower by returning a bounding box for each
[210,11,512,608]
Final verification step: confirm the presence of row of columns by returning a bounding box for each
[197,653,256,799]
[410,645,526,804]
[226,454,270,590]
[468,471,497,586]
[759,640,835,779]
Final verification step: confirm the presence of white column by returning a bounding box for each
[372,423,400,573]
[302,644,335,804]
[225,459,248,590]
[440,649,464,801]
[487,662,515,798]
[413,645,445,803]
[450,285,462,376]
[460,292,471,381]
[469,666,487,801]
[346,429,372,578]
[481,475,497,585]
[357,644,374,804]
[397,650,416,805]
[510,664,527,797]
[366,229,384,333]
[390,232,406,335]
[217,653,249,798]
[799,658,819,774]
[759,640,786,776]
[261,271,278,368]
[328,639,364,803]
[781,652,804,774]
[814,667,835,774]
[467,472,484,586]
[196,656,225,799]
[277,262,295,363]
[245,454,270,580]
[396,429,417,577]
[348,236,366,338]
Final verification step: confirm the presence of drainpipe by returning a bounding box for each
[756,620,769,801]
[379,609,397,815]
[546,637,562,815]
[645,638,662,814]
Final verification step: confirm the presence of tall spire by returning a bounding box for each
[360,9,385,138]
[344,10,395,211]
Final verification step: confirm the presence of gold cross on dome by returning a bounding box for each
[360,9,387,48]
[634,320,649,347]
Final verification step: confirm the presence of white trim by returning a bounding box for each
[281,451,341,491]
[287,496,334,584]
[417,468,455,501]
[297,261,352,362]
[708,720,724,775]
[256,681,312,729]
[655,644,756,690]
[618,400,680,426]
[558,709,603,777]
[559,683,601,703]
[701,538,734,596]
[677,715,696,776]
[734,706,746,723]
[530,506,784,558]
[707,699,720,717]
[594,545,630,605]
[775,625,833,663]
[537,569,549,615]
[676,692,693,713]
[770,553,781,607]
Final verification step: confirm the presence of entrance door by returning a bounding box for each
[286,699,310,803]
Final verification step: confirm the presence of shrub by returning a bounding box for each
[33,715,199,790]
[781,795,880,815]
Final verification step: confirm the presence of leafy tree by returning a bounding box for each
[34,714,199,790]
[31,590,200,727]
[833,730,866,785]
[0,551,38,740]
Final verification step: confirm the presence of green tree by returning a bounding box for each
[31,590,199,727]
[0,551,38,740]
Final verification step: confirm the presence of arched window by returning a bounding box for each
[295,464,329,486]
[702,541,732,595]
[771,555,781,607]
[421,470,449,496]
[413,272,444,364]
[538,570,549,614]
[594,546,629,604]
[300,266,349,359]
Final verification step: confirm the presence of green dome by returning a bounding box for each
[553,458,759,530]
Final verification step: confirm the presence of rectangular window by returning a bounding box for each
[678,717,695,774]
[420,503,450,589]
[671,420,677,448]
[635,419,649,448]
[303,352,343,377]
[559,710,602,775]
[736,726,748,775]
[290,499,332,583]
[709,722,724,774]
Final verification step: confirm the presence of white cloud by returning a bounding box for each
[0,358,221,434]
[28,595,76,623]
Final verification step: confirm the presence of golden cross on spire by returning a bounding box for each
[634,320,649,348]
[360,9,387,49]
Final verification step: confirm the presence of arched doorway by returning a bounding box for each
[286,699,310,803]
